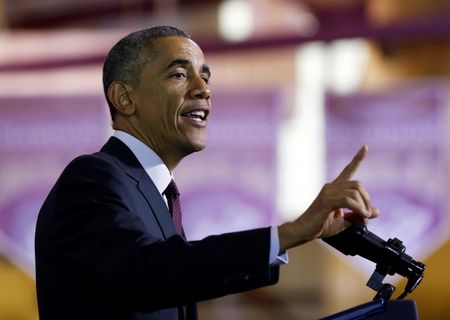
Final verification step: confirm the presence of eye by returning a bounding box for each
[172,72,187,79]
[201,76,210,84]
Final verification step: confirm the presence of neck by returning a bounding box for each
[113,120,183,172]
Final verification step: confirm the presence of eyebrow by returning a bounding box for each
[164,59,211,78]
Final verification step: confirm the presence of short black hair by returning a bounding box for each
[102,26,190,121]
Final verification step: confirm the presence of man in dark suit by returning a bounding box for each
[35,26,379,320]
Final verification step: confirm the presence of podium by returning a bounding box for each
[320,299,419,320]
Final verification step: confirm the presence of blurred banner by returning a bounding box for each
[325,81,450,276]
[0,95,110,275]
[179,91,281,240]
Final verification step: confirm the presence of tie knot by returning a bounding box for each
[164,179,180,197]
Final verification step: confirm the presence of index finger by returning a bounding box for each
[334,145,368,182]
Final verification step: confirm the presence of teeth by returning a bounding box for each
[190,110,205,118]
[184,110,206,120]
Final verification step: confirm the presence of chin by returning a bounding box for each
[191,142,207,153]
[176,139,206,157]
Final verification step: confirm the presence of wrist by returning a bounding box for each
[278,220,311,251]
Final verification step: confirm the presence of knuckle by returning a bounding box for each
[351,189,360,198]
[344,195,353,204]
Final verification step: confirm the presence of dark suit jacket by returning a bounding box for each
[35,137,279,320]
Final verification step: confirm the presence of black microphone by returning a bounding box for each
[323,223,425,298]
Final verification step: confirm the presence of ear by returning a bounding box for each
[107,81,135,116]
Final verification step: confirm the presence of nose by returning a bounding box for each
[189,75,211,100]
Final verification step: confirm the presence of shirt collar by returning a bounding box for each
[113,130,172,195]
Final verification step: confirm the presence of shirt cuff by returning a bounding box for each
[269,226,289,266]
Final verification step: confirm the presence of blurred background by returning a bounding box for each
[1,0,450,319]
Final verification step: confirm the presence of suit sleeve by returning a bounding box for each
[48,155,279,311]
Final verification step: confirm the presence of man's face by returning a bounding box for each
[129,36,211,164]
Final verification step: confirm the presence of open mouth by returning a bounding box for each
[181,109,209,122]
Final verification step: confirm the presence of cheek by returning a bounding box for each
[167,96,184,118]
[147,88,185,125]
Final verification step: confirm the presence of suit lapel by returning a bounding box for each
[100,137,177,239]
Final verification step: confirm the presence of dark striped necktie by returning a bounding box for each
[163,179,183,235]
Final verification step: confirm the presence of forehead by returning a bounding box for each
[149,36,206,68]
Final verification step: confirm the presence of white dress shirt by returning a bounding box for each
[113,130,287,265]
